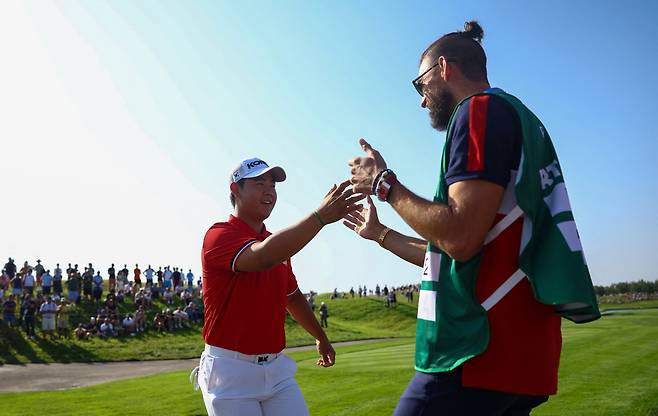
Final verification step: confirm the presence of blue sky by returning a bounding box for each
[1,1,656,292]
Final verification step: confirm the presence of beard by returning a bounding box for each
[427,87,456,132]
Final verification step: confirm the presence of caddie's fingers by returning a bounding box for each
[343,214,362,225]
[360,138,375,154]
[352,210,366,222]
[342,220,357,231]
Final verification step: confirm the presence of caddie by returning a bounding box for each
[193,157,364,416]
[345,21,599,416]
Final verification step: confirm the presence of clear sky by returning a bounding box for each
[1,1,657,293]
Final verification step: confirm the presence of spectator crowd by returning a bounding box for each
[1,257,204,341]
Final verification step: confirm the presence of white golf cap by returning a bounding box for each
[230,157,286,183]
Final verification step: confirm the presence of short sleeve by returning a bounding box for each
[445,95,522,188]
[202,224,258,273]
[286,258,299,296]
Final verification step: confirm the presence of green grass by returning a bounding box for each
[599,299,658,310]
[0,294,417,364]
[2,310,657,416]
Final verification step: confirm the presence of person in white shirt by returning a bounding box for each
[100,318,115,337]
[39,297,58,339]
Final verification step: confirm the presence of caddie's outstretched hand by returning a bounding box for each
[315,180,365,225]
[343,196,385,241]
[348,138,388,194]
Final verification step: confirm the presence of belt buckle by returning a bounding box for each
[257,355,268,364]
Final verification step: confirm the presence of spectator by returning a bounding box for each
[133,264,141,287]
[34,260,45,289]
[108,263,116,292]
[375,284,381,297]
[0,271,8,294]
[163,287,173,305]
[53,264,63,297]
[156,266,164,287]
[4,258,17,279]
[173,307,189,329]
[85,317,99,337]
[144,265,154,286]
[184,302,198,323]
[119,264,129,286]
[153,312,165,332]
[22,297,37,339]
[319,302,329,328]
[163,266,172,289]
[92,271,103,302]
[11,273,22,297]
[82,267,93,301]
[350,287,355,298]
[134,306,146,332]
[75,323,89,340]
[186,269,194,288]
[172,267,181,289]
[23,270,35,295]
[2,295,17,328]
[57,300,70,338]
[87,263,95,276]
[122,314,136,335]
[67,271,81,304]
[41,270,53,296]
[39,296,58,339]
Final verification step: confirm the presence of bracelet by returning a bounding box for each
[371,169,391,196]
[376,170,398,202]
[313,211,326,226]
[378,227,392,248]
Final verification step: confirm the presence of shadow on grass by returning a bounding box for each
[32,336,101,363]
[0,323,41,364]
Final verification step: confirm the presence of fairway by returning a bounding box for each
[1,310,657,415]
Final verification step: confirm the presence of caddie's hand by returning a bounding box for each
[315,180,365,225]
[348,138,387,194]
[343,196,385,241]
[316,338,336,368]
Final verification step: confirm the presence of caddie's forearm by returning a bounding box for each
[387,182,458,254]
[249,214,324,270]
[286,289,329,343]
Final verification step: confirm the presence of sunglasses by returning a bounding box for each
[412,58,456,96]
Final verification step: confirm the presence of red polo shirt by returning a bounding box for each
[201,215,298,354]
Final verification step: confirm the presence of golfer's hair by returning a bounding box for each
[421,20,488,82]
[230,179,246,208]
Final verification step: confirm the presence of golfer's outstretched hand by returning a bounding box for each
[316,180,365,224]
[316,338,336,368]
[342,196,385,241]
[348,138,388,194]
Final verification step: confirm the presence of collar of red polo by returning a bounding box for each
[228,215,269,238]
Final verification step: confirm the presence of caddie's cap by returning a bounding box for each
[230,157,286,183]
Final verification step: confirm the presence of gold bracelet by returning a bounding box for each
[378,227,392,248]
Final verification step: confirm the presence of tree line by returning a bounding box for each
[594,279,658,296]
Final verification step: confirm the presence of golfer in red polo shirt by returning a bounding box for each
[194,157,363,416]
